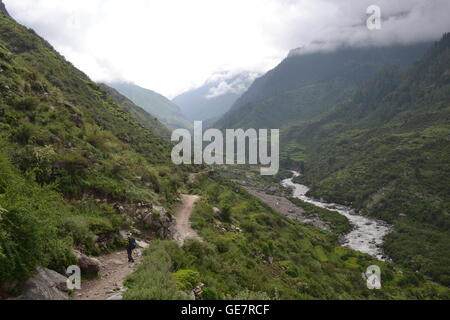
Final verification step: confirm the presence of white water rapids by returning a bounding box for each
[282,171,392,261]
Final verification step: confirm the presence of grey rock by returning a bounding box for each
[153,206,167,215]
[18,267,68,300]
[73,250,101,276]
[118,230,128,240]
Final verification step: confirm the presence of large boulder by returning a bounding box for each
[143,207,177,240]
[73,250,101,276]
[18,267,68,300]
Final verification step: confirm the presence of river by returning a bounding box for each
[282,171,392,261]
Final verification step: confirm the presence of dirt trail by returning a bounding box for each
[75,247,145,300]
[174,194,202,244]
[75,172,202,300]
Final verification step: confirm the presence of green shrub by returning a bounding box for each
[0,169,73,282]
[11,122,35,145]
[183,239,215,264]
[11,96,40,111]
[173,269,200,291]
[201,287,220,300]
[124,241,190,300]
[215,238,231,254]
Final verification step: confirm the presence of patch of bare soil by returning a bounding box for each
[174,194,202,244]
[75,247,146,300]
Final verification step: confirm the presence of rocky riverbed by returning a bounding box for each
[282,171,392,260]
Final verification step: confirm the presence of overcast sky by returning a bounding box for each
[4,0,450,98]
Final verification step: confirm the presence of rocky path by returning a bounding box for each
[75,173,202,299]
[174,194,202,244]
[75,245,146,300]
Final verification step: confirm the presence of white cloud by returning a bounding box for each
[4,0,449,98]
[205,71,260,99]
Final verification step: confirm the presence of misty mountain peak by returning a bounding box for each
[0,0,10,17]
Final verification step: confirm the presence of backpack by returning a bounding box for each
[128,237,137,249]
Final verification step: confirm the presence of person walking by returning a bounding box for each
[126,232,137,263]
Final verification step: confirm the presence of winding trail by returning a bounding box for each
[174,194,202,244]
[75,172,202,299]
[75,247,146,300]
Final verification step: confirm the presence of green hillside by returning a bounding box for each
[98,83,170,139]
[0,10,186,291]
[108,82,193,131]
[282,34,450,285]
[124,172,449,300]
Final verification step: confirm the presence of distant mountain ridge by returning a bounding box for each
[173,71,258,122]
[216,43,432,130]
[107,82,192,130]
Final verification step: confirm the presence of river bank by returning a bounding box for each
[282,171,392,260]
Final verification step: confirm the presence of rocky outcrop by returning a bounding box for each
[143,206,178,239]
[73,250,101,276]
[18,267,68,300]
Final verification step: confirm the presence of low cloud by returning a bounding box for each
[4,0,449,97]
[283,0,450,55]
[205,71,260,99]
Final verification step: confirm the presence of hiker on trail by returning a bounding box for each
[126,233,137,263]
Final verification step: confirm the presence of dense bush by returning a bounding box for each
[124,241,190,300]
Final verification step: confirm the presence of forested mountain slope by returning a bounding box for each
[98,83,170,139]
[283,33,450,285]
[108,82,192,131]
[215,44,431,130]
[0,9,185,292]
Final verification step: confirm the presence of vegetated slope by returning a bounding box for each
[173,72,256,122]
[124,172,449,300]
[215,43,431,130]
[283,33,450,285]
[98,83,170,139]
[0,11,185,293]
[107,82,192,131]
